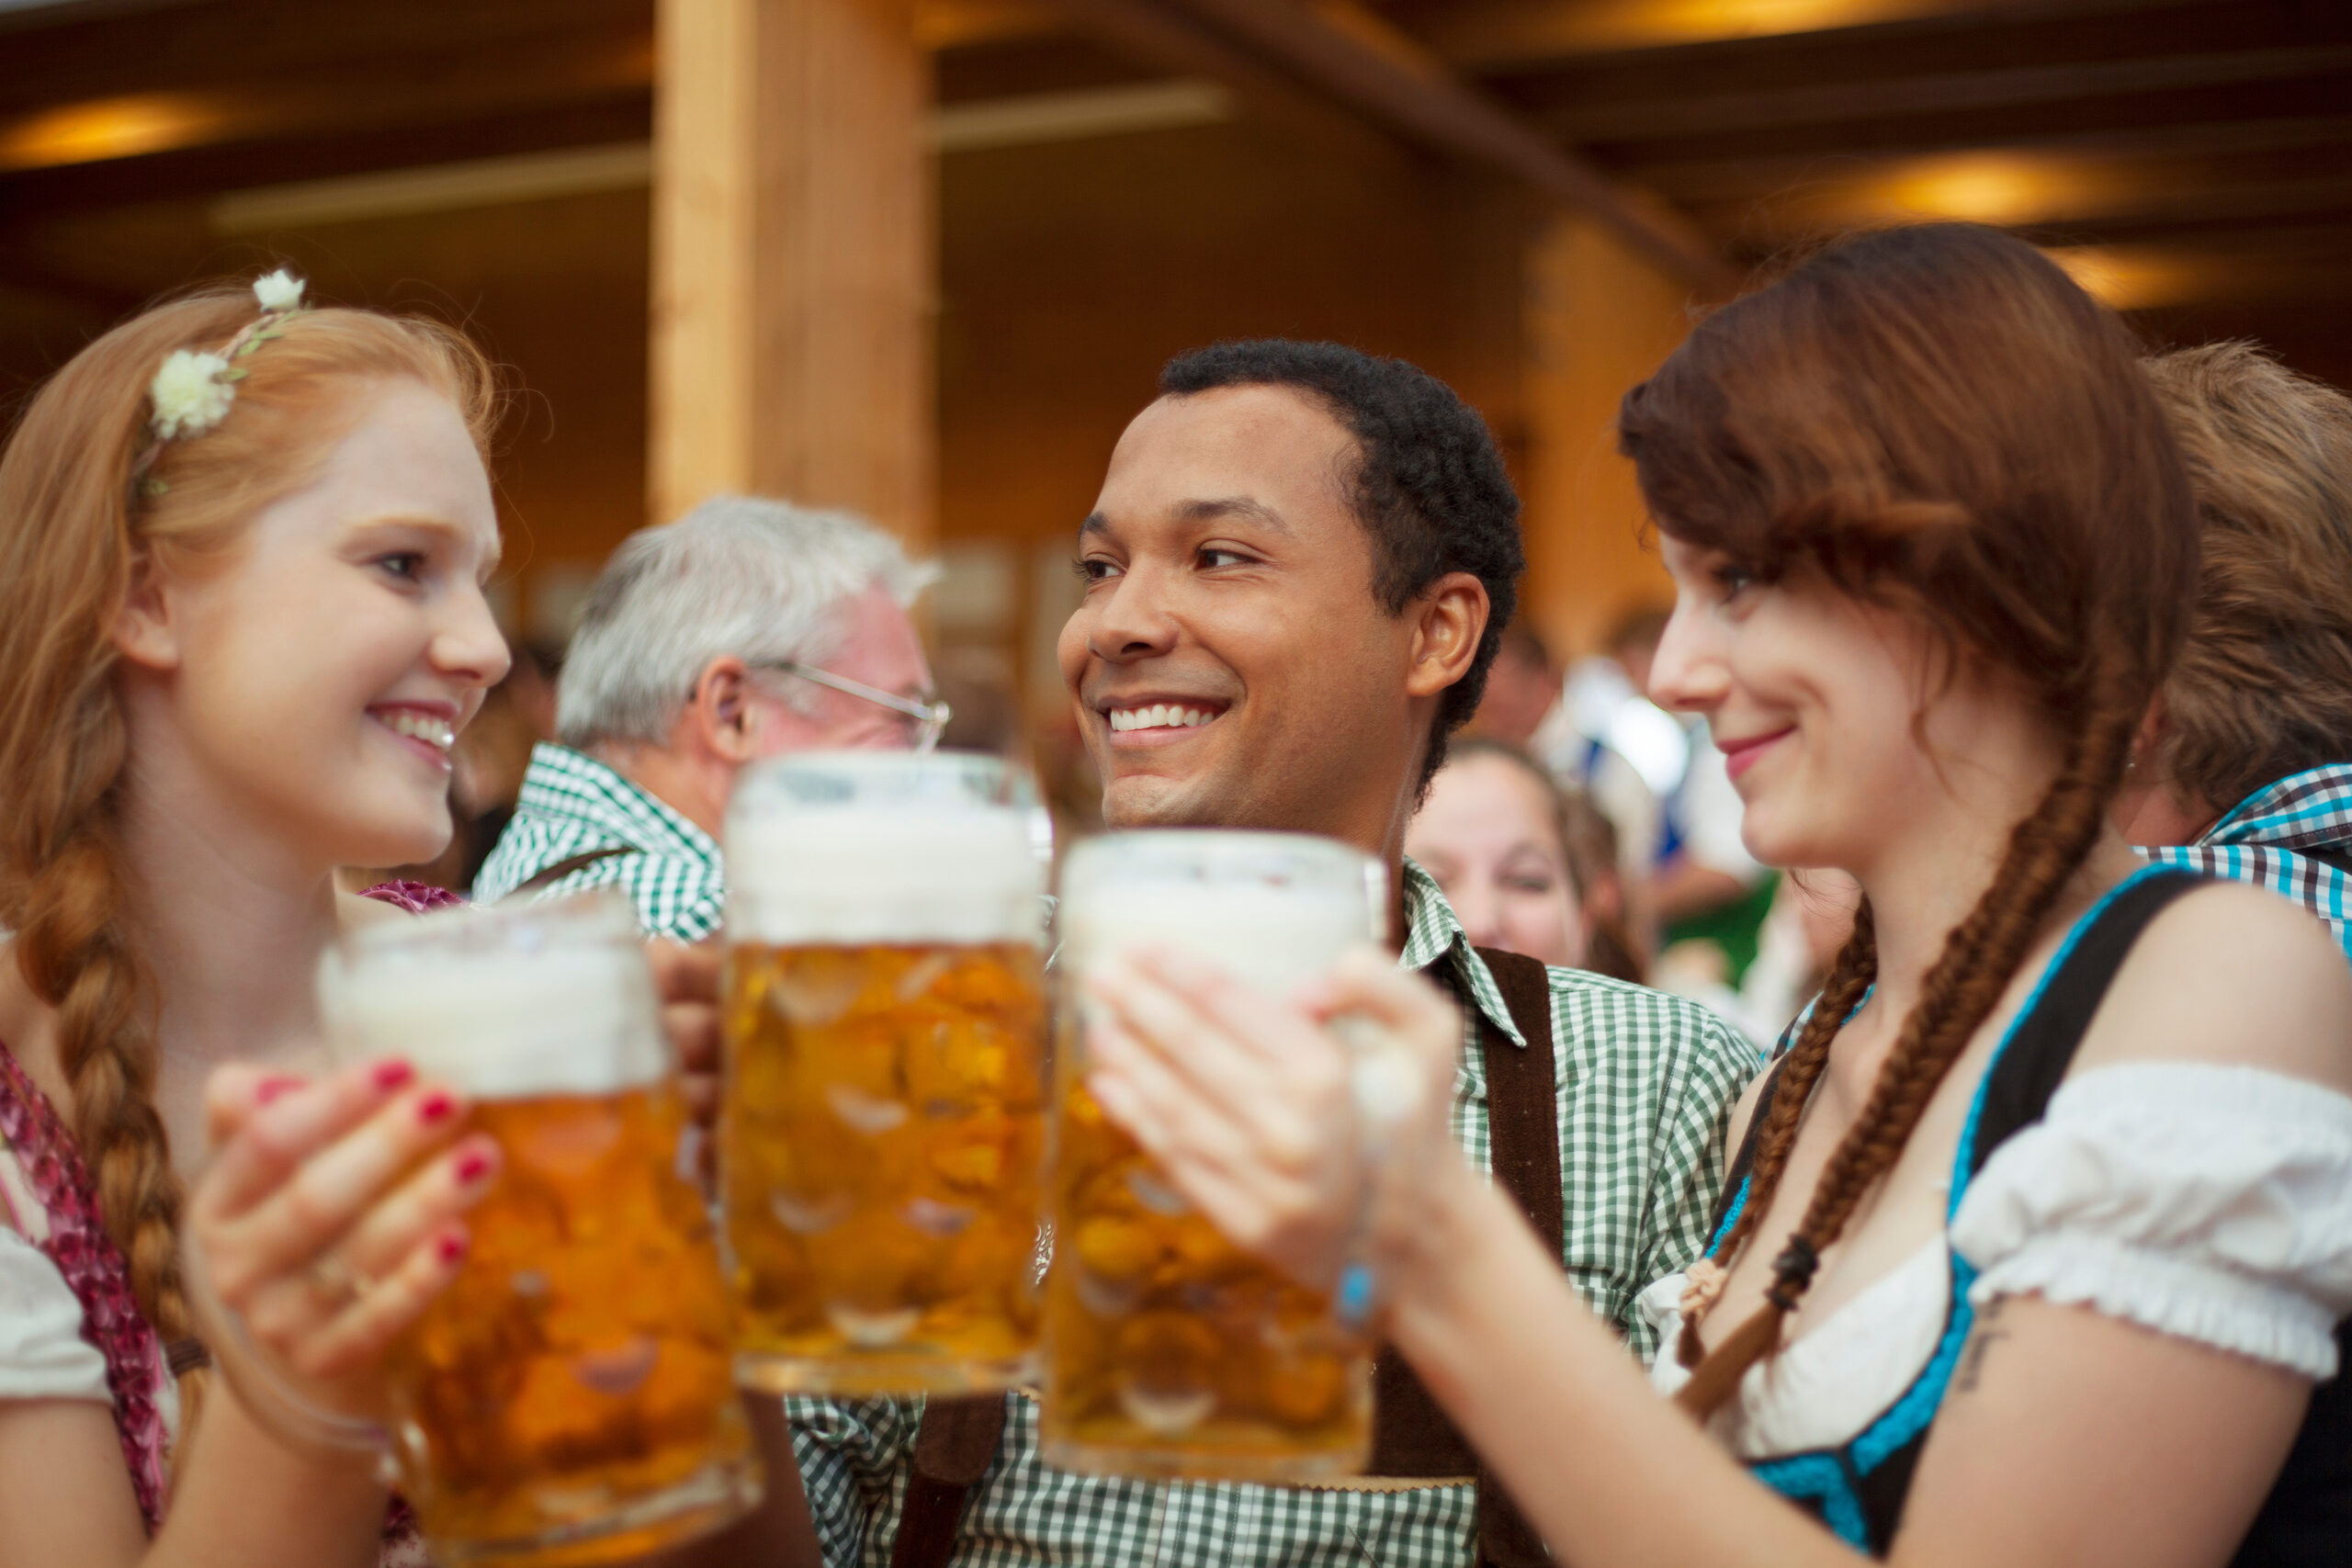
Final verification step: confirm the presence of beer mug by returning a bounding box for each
[720,751,1051,1394]
[1044,830,1385,1483]
[313,895,760,1565]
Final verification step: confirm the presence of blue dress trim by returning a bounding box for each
[1722,865,2174,1549]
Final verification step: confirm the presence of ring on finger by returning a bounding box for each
[305,1251,376,1308]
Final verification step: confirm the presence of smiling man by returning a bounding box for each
[786,341,1754,1568]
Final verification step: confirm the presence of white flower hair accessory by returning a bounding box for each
[147,349,236,440]
[138,269,310,466]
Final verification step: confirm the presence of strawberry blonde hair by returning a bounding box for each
[1617,225,2197,1413]
[0,282,495,1438]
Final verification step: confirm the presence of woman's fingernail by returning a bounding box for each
[416,1091,459,1126]
[436,1230,469,1266]
[255,1075,303,1105]
[372,1060,416,1092]
[454,1149,494,1185]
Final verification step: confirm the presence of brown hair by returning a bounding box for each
[1616,224,2196,1411]
[1442,738,1645,982]
[2142,342,2352,814]
[0,282,496,1443]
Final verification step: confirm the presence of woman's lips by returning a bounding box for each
[370,706,457,773]
[1719,727,1792,782]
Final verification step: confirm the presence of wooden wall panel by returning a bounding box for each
[1520,211,1692,659]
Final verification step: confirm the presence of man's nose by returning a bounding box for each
[1088,569,1180,660]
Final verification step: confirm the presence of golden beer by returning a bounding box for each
[721,942,1046,1391]
[321,897,760,1566]
[721,753,1050,1394]
[1042,831,1381,1482]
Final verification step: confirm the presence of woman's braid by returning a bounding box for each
[1675,692,2133,1419]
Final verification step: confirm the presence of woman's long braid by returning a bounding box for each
[1675,897,1875,1372]
[5,671,207,1436]
[1674,689,2136,1420]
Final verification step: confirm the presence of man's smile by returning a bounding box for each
[1097,695,1231,749]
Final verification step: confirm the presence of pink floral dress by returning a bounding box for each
[0,881,457,1562]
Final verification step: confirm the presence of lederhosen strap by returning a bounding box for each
[1368,946,1561,1568]
[890,1393,1005,1568]
[891,946,1564,1568]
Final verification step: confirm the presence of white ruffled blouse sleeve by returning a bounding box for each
[0,1224,110,1403]
[1951,1062,2352,1381]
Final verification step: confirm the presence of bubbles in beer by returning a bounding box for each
[1043,831,1378,1480]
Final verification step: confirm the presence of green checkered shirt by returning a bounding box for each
[790,859,1756,1568]
[470,743,727,941]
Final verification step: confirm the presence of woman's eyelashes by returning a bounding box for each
[375,550,427,585]
[1072,554,1121,584]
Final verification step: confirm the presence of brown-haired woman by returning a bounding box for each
[0,277,514,1563]
[1077,224,2352,1566]
[2120,342,2352,962]
[1406,737,1645,981]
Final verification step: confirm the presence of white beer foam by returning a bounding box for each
[1060,832,1377,998]
[727,805,1045,946]
[1062,881,1370,998]
[320,914,665,1100]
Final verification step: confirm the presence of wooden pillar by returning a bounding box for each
[650,0,933,544]
[1519,214,1696,658]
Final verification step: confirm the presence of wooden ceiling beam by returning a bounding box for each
[1591,70,2352,171]
[1125,0,1733,291]
[1041,0,1405,168]
[1532,43,2352,144]
[0,0,652,118]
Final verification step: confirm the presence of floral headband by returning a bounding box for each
[135,269,307,496]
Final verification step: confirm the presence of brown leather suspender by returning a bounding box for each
[1367,947,1561,1568]
[891,945,1563,1568]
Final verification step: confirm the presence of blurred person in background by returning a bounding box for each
[0,278,516,1565]
[1408,737,1653,982]
[1540,604,1777,976]
[470,495,941,937]
[2122,344,2352,970]
[1557,780,1648,982]
[1464,616,1561,747]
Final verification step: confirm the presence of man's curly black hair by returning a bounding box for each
[1159,339,1524,793]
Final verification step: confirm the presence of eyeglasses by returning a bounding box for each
[752,661,953,752]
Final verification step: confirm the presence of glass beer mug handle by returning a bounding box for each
[179,1219,394,1457]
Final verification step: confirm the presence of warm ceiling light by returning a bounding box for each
[0,93,230,173]
[2045,245,2201,311]
[1866,152,2076,226]
[1441,0,1994,60]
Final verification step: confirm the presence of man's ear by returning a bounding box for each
[1403,571,1490,701]
[686,655,762,765]
[110,553,181,672]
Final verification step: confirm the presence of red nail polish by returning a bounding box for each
[436,1231,469,1265]
[372,1060,415,1092]
[416,1091,458,1126]
[454,1149,493,1185]
[255,1076,303,1105]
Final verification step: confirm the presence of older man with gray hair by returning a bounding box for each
[473,494,943,941]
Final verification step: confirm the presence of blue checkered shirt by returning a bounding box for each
[788,861,1756,1568]
[470,743,726,941]
[2144,762,2352,962]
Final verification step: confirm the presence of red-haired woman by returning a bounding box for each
[0,276,512,1563]
[1080,225,2352,1566]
